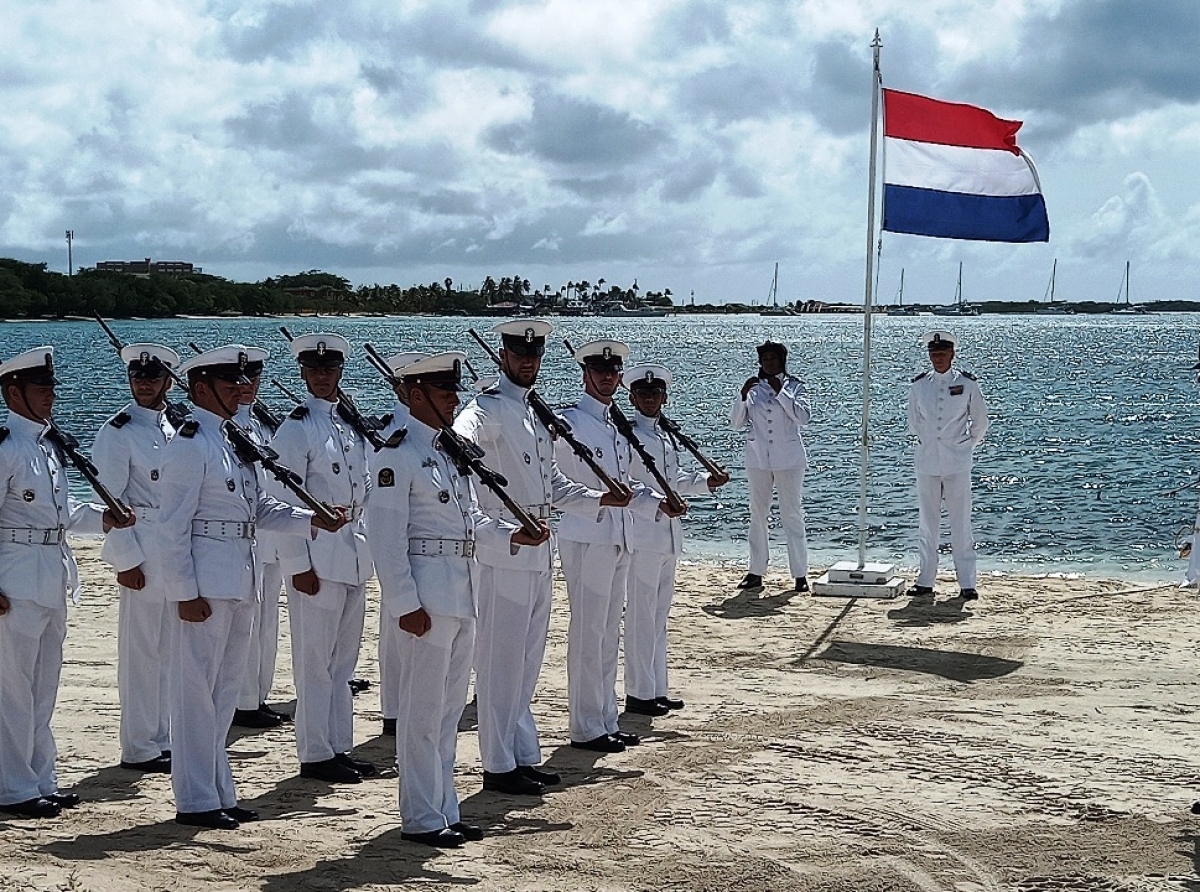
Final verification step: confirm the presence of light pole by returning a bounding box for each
[65,230,74,276]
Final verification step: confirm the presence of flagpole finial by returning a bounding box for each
[872,28,881,47]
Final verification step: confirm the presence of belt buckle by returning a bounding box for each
[43,528,58,545]
[463,540,475,559]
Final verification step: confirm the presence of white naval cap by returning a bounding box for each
[623,361,673,390]
[120,343,181,377]
[178,344,269,383]
[397,351,468,391]
[383,351,430,378]
[922,330,957,351]
[494,319,553,356]
[289,332,349,367]
[0,346,56,384]
[573,339,630,368]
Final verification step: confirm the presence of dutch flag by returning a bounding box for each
[882,89,1049,243]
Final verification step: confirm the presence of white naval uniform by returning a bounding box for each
[907,367,989,589]
[376,403,409,727]
[453,376,601,773]
[0,413,104,807]
[273,397,373,765]
[554,395,660,743]
[237,407,286,713]
[156,408,312,814]
[729,373,811,578]
[368,418,515,834]
[625,410,714,702]
[93,402,175,764]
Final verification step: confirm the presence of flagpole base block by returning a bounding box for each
[811,562,907,599]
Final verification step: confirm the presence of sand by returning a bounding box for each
[1,541,1198,892]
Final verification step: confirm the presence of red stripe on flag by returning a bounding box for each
[883,89,1022,154]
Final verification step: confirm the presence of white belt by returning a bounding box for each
[408,538,475,559]
[0,527,65,546]
[525,503,552,520]
[191,520,256,540]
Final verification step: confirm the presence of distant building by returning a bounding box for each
[94,257,200,276]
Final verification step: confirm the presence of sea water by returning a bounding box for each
[6,312,1198,583]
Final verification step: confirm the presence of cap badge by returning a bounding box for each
[237,351,247,370]
[453,359,462,376]
[524,328,535,342]
[140,351,150,364]
[317,342,327,356]
[644,371,654,382]
[602,347,612,360]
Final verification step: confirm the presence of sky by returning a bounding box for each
[3,0,1200,307]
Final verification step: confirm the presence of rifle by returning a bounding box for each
[277,326,396,451]
[220,422,340,526]
[93,313,191,426]
[271,378,304,405]
[42,422,133,525]
[187,341,282,434]
[562,338,686,514]
[466,328,628,500]
[361,343,544,539]
[658,413,727,478]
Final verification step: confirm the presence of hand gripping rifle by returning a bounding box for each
[563,338,686,514]
[93,313,191,426]
[361,343,544,539]
[42,422,133,525]
[657,413,727,478]
[277,326,398,452]
[187,341,282,435]
[466,328,628,500]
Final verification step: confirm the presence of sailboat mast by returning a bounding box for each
[1050,258,1056,304]
[955,261,963,308]
[769,262,779,309]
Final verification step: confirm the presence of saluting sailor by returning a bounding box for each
[907,330,989,601]
[92,343,181,774]
[271,333,377,784]
[370,352,551,848]
[622,362,729,717]
[453,321,616,794]
[0,347,134,819]
[157,345,346,830]
[554,340,679,754]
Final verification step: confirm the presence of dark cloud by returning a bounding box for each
[219,1,329,63]
[659,155,719,203]
[549,172,641,200]
[674,63,794,124]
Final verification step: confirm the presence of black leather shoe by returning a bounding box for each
[656,696,684,711]
[1191,800,1200,815]
[224,806,260,823]
[959,588,978,601]
[626,696,670,716]
[175,809,238,830]
[381,718,397,736]
[336,752,377,777]
[401,828,465,848]
[612,731,641,747]
[570,734,625,753]
[300,758,362,784]
[45,792,80,808]
[260,704,291,723]
[0,797,61,818]
[121,755,172,773]
[911,585,935,596]
[450,821,484,841]
[232,708,282,729]
[519,765,560,786]
[348,678,372,695]
[482,769,544,795]
[736,572,763,590]
[794,577,809,593]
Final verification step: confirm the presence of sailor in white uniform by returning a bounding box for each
[554,340,680,754]
[157,345,346,830]
[93,343,181,773]
[907,330,989,600]
[370,352,550,847]
[729,340,812,593]
[622,362,729,716]
[272,333,376,784]
[0,347,132,818]
[453,321,616,794]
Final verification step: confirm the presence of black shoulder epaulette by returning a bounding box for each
[381,426,407,449]
[178,420,200,438]
[960,370,977,381]
[0,426,8,446]
[378,412,394,427]
[911,371,928,383]
[289,405,310,420]
[109,412,132,429]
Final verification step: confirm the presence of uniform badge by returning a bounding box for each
[226,479,236,492]
[949,385,964,396]
[421,457,438,469]
[21,489,35,502]
[150,469,159,481]
[523,452,531,464]
[379,468,395,488]
[439,490,450,503]
[332,462,341,475]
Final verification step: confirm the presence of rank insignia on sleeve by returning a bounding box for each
[22,489,35,502]
[439,491,450,503]
[379,468,395,488]
[949,385,964,396]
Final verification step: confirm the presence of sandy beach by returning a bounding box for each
[2,540,1199,891]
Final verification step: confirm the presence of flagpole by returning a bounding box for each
[856,29,883,568]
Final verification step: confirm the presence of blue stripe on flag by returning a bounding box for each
[883,184,1049,243]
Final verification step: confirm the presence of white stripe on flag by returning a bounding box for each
[884,138,1041,197]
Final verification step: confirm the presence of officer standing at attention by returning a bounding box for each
[0,347,134,818]
[453,321,616,793]
[157,345,346,830]
[622,362,729,717]
[729,340,812,593]
[272,333,377,783]
[370,352,551,847]
[555,340,679,754]
[907,331,989,601]
[93,343,182,774]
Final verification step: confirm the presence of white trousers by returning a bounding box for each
[559,540,629,742]
[378,608,401,722]
[0,600,65,805]
[117,585,172,763]
[396,613,474,834]
[170,598,252,814]
[287,580,366,763]
[916,472,977,589]
[746,467,808,577]
[239,560,283,711]
[474,565,552,773]
[625,551,676,701]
